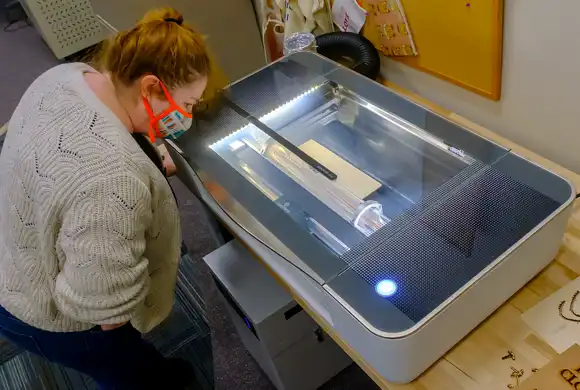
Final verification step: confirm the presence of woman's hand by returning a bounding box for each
[158,144,177,177]
[101,322,128,331]
[163,156,177,177]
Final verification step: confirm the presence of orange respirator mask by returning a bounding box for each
[142,81,193,142]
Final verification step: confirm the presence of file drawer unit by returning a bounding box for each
[204,240,352,390]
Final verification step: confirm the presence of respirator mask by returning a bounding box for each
[142,81,193,142]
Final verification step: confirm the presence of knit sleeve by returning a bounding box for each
[54,172,153,325]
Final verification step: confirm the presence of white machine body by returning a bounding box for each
[167,52,575,383]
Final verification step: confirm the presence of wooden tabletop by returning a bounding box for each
[282,82,580,390]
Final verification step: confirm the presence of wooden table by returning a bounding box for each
[263,82,580,390]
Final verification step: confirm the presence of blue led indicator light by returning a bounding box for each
[376,280,397,297]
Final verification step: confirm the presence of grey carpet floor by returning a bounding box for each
[0,19,60,125]
[0,19,378,390]
[0,250,214,390]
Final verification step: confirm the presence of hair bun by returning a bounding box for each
[139,8,184,25]
[164,17,182,25]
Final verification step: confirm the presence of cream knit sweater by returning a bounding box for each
[0,63,181,333]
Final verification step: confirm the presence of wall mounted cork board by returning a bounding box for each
[363,0,504,100]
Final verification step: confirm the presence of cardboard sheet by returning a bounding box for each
[362,0,417,57]
[299,139,381,199]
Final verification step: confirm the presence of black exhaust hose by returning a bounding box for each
[315,32,381,80]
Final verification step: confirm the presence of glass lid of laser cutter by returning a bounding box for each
[197,53,504,263]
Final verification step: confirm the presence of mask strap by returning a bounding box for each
[142,97,162,143]
[159,82,193,118]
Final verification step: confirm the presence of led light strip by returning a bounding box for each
[209,85,321,150]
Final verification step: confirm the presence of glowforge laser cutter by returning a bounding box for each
[169,52,575,383]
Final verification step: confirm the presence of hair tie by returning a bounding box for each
[164,17,182,25]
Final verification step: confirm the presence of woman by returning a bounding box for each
[0,8,213,389]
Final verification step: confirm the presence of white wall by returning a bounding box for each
[92,0,265,81]
[381,0,580,173]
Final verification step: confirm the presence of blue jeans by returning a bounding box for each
[0,305,192,389]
